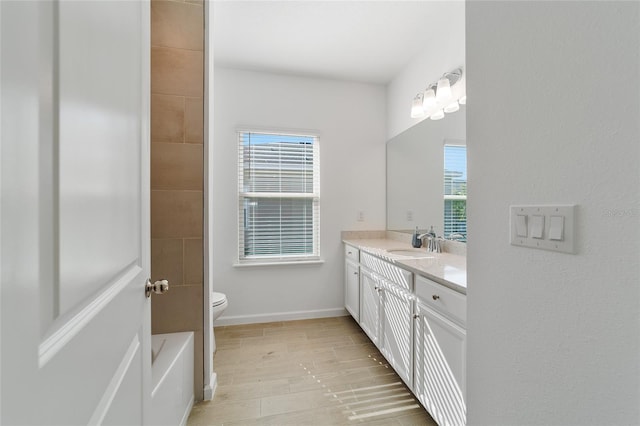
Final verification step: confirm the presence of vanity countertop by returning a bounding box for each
[342,238,467,294]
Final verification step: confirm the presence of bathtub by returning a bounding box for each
[150,332,194,426]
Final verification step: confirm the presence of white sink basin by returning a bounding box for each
[386,249,434,258]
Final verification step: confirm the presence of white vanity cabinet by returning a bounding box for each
[414,275,467,426]
[359,267,380,346]
[380,280,414,387]
[359,252,414,388]
[344,245,360,321]
[343,243,467,426]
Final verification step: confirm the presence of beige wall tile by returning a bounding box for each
[151,94,184,143]
[151,1,203,51]
[151,47,203,97]
[184,238,203,284]
[151,284,203,333]
[151,238,184,286]
[151,143,203,190]
[151,190,203,238]
[184,97,204,144]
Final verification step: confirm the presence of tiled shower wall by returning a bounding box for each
[150,0,204,400]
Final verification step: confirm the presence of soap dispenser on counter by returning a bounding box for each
[412,227,422,248]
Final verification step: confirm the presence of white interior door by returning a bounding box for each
[1,1,151,424]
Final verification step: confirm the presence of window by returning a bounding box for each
[444,145,467,241]
[238,131,320,263]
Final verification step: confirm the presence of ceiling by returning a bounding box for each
[213,1,460,84]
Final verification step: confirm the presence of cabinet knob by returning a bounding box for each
[432,294,440,301]
[413,314,420,319]
[353,272,358,275]
[348,251,352,254]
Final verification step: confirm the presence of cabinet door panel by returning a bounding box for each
[414,301,466,426]
[359,268,380,347]
[380,283,413,388]
[345,260,360,321]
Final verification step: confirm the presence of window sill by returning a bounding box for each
[233,259,325,268]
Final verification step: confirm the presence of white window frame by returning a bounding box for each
[237,129,321,265]
[444,141,467,241]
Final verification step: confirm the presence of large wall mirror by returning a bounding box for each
[387,107,466,240]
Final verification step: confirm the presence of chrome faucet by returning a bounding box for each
[418,232,441,253]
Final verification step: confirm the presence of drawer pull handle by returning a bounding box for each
[413,314,420,319]
[432,294,440,301]
[353,272,358,275]
[348,251,352,254]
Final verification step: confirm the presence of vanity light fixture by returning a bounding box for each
[430,109,445,120]
[444,101,460,113]
[422,88,437,110]
[436,77,452,101]
[411,93,425,118]
[410,67,465,119]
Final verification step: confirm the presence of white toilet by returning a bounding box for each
[211,292,228,356]
[211,292,228,323]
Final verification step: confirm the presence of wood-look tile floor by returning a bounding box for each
[187,316,436,426]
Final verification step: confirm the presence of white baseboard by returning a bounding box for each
[214,308,348,327]
[202,372,217,401]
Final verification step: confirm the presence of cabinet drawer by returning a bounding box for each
[344,244,359,263]
[360,252,412,291]
[415,275,466,326]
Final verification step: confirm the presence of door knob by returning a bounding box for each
[146,279,169,298]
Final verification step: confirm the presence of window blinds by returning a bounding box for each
[238,131,320,261]
[444,145,467,241]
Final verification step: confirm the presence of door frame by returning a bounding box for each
[141,0,152,419]
[202,0,215,401]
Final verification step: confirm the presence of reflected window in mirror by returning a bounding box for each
[444,145,467,242]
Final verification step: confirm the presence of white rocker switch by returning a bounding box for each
[516,214,528,237]
[549,215,564,241]
[531,215,544,239]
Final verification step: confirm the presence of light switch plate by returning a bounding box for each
[510,205,576,254]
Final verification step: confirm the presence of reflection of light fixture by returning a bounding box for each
[411,93,425,118]
[422,88,436,110]
[430,109,445,120]
[444,101,459,113]
[410,67,465,119]
[436,77,451,101]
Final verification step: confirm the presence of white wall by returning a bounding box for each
[466,2,640,425]
[212,67,386,323]
[386,1,465,140]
